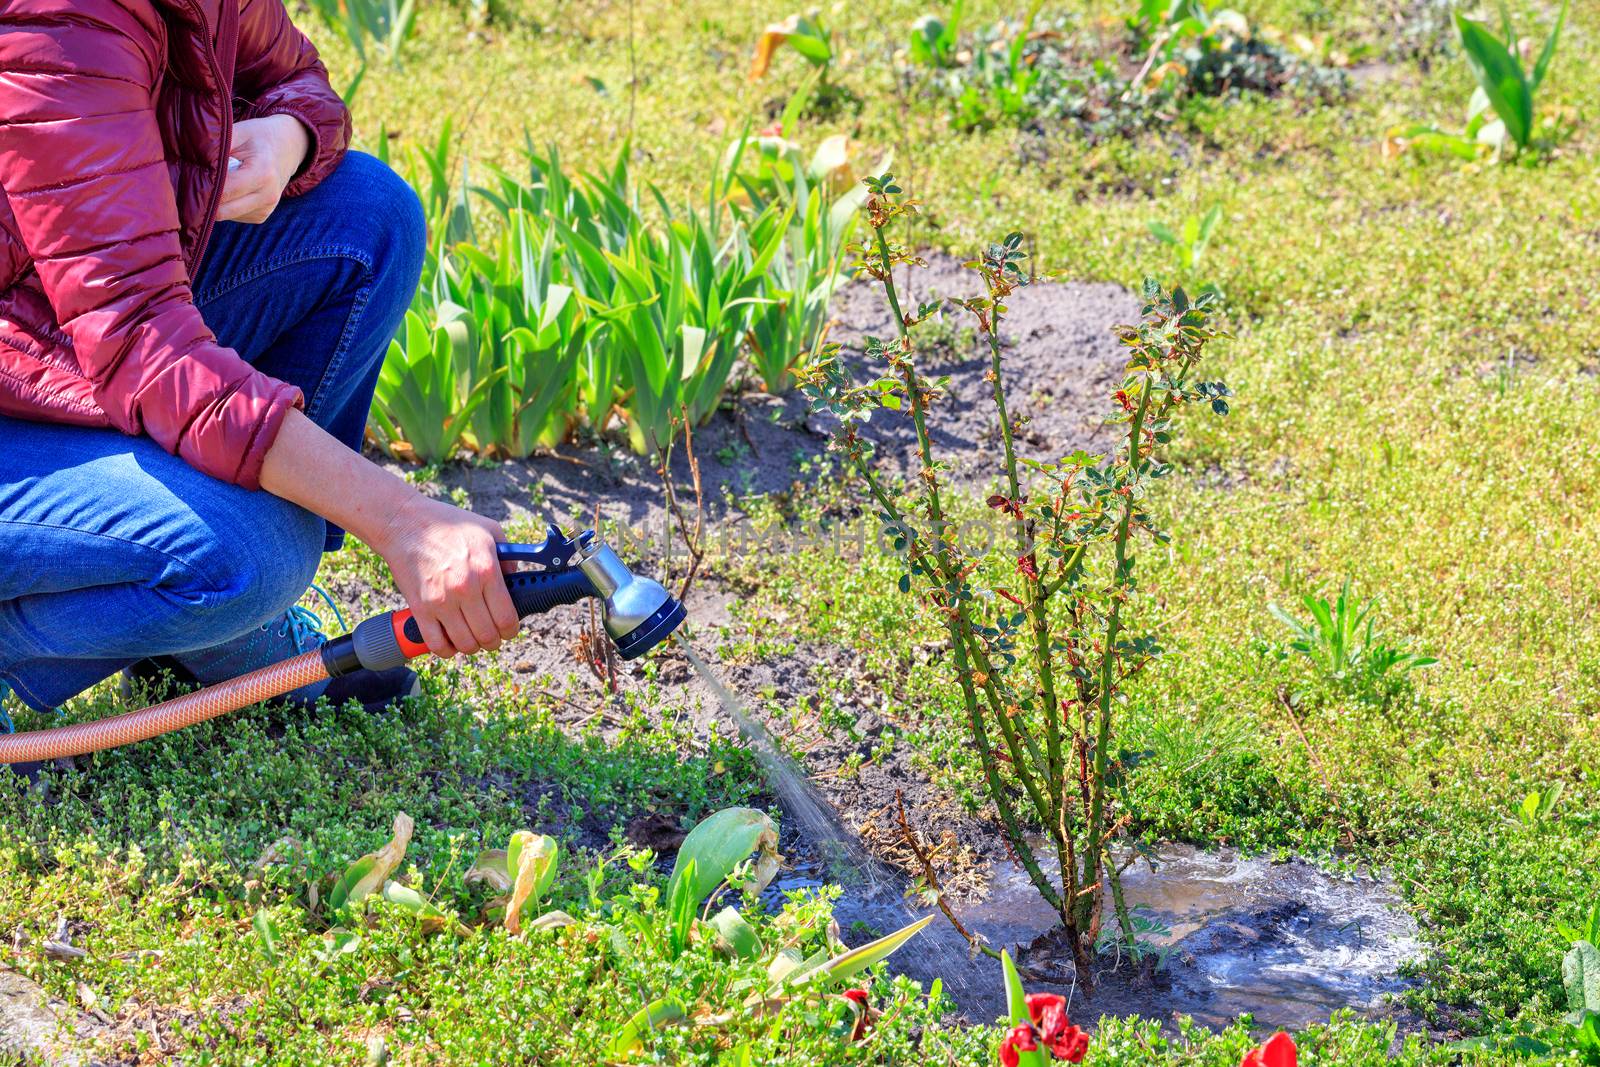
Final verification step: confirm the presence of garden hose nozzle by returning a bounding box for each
[320,525,687,678]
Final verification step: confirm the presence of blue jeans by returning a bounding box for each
[0,151,424,712]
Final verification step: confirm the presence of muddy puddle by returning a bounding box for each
[772,843,1421,1034]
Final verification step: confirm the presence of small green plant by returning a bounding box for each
[749,11,835,84]
[1394,0,1568,161]
[805,177,1230,981]
[1267,579,1436,699]
[908,2,963,69]
[1514,782,1565,828]
[1148,204,1223,279]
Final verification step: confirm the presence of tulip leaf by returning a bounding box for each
[608,996,687,1056]
[328,812,414,913]
[252,908,281,967]
[313,928,362,964]
[666,808,782,912]
[505,832,559,934]
[666,856,699,959]
[1565,941,1600,1021]
[1454,11,1532,149]
[380,881,452,934]
[1530,0,1567,90]
[704,905,764,960]
[818,914,934,984]
[525,909,576,933]
[464,848,511,893]
[1000,949,1046,1067]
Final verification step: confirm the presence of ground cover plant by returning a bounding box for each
[2,0,1600,1064]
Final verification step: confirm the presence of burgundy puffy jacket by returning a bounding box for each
[0,0,350,488]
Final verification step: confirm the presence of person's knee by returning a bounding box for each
[334,151,426,302]
[184,498,324,640]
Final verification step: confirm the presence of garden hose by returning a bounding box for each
[0,527,685,764]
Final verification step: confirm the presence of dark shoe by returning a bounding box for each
[315,665,424,714]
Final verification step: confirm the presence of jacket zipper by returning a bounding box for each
[185,0,236,273]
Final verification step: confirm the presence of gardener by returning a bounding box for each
[0,0,519,732]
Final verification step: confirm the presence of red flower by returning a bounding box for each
[1017,554,1039,580]
[1022,992,1088,1062]
[840,988,871,1040]
[1024,992,1065,1028]
[1241,1032,1297,1067]
[999,1024,1038,1067]
[1047,1024,1089,1063]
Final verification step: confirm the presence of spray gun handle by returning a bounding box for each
[321,568,601,676]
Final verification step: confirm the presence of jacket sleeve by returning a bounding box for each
[234,0,351,197]
[0,1,303,489]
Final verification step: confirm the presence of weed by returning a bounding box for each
[1392,0,1569,162]
[1266,579,1437,702]
[907,2,963,70]
[1148,203,1224,287]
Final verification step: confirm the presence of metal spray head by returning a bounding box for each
[575,539,687,659]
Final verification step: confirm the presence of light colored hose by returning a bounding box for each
[0,650,329,764]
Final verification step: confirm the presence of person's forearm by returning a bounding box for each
[258,408,415,550]
[257,409,519,658]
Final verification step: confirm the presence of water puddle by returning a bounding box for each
[774,843,1422,1033]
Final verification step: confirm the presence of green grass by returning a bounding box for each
[4,0,1599,1061]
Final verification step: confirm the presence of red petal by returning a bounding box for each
[1047,1026,1090,1063]
[1262,1032,1297,1067]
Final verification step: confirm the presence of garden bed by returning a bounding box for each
[367,264,1426,1036]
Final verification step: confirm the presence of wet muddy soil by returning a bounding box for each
[778,844,1423,1035]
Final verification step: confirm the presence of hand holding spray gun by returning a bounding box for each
[0,526,685,764]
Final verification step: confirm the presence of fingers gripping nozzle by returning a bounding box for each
[320,528,686,677]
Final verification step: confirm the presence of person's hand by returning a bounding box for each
[371,493,521,658]
[217,115,309,224]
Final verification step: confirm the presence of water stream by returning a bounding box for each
[674,633,895,893]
